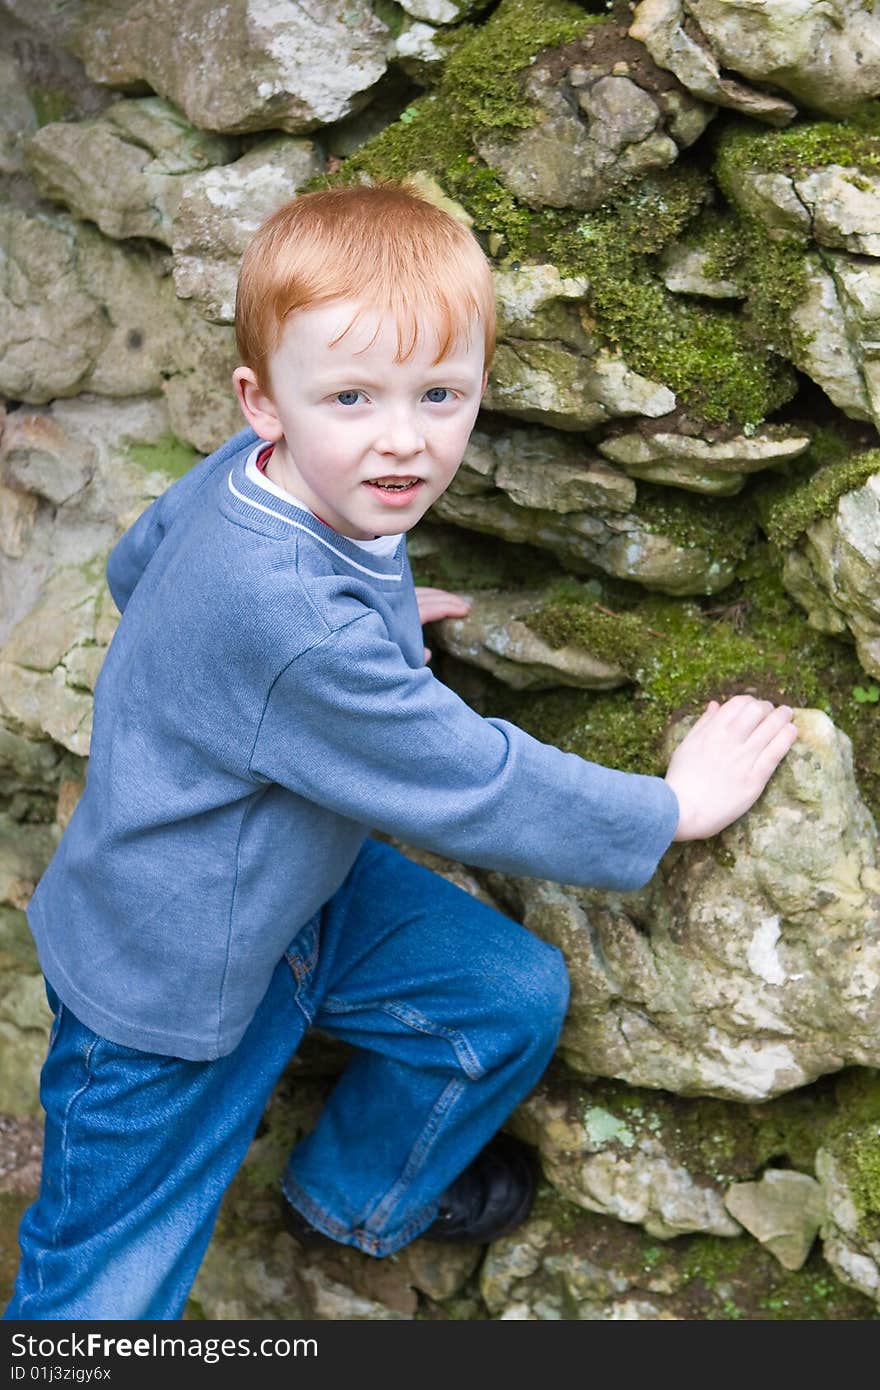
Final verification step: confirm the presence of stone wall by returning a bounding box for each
[2,0,880,1319]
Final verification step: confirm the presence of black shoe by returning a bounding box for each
[423,1133,538,1244]
[281,1200,339,1252]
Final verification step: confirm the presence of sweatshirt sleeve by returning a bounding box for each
[106,427,258,614]
[249,608,680,891]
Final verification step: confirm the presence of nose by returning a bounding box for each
[375,407,426,459]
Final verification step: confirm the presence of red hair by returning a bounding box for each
[235,179,496,393]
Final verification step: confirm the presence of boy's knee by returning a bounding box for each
[506,938,570,1050]
[532,942,570,1032]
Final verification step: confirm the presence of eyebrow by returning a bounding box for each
[312,371,476,388]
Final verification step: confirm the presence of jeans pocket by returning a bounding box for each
[284,914,321,1021]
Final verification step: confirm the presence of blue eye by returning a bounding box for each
[335,390,363,406]
[424,387,451,403]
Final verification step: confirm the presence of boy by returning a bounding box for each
[4,181,797,1320]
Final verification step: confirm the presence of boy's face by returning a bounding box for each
[233,297,488,541]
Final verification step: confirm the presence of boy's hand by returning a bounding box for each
[664,695,799,842]
[415,587,471,665]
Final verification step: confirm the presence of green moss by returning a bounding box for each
[757,443,880,549]
[438,0,597,142]
[823,1071,880,1241]
[483,541,872,795]
[371,0,407,39]
[684,209,748,290]
[543,170,798,427]
[126,434,200,482]
[635,483,756,563]
[524,582,658,679]
[28,87,73,128]
[714,109,880,186]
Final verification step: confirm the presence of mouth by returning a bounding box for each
[366,476,423,491]
[364,476,424,501]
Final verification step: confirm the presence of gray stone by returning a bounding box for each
[0,51,37,175]
[685,0,880,118]
[171,136,325,322]
[782,472,880,680]
[0,204,240,451]
[631,0,880,120]
[629,0,797,125]
[26,97,234,244]
[789,254,873,423]
[484,263,676,430]
[433,589,629,692]
[434,487,738,595]
[658,241,743,299]
[816,1145,880,1307]
[476,25,712,212]
[723,1170,824,1270]
[72,0,389,136]
[398,0,476,19]
[481,710,880,1100]
[722,164,880,259]
[598,422,811,496]
[511,1081,741,1239]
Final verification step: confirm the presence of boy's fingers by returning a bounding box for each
[719,696,774,735]
[751,719,798,783]
[745,703,794,752]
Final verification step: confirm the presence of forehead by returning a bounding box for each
[280,297,480,366]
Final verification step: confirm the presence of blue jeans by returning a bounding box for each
[4,837,569,1320]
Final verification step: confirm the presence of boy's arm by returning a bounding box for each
[249,607,680,891]
[106,427,258,614]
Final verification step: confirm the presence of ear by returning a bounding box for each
[480,369,488,396]
[232,366,284,442]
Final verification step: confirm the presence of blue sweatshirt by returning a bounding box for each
[26,427,680,1060]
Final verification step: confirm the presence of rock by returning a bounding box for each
[0,204,178,403]
[492,262,594,351]
[0,397,184,644]
[658,240,743,299]
[789,253,874,424]
[0,51,37,175]
[684,0,880,118]
[815,1083,880,1309]
[71,0,389,136]
[478,1187,872,1318]
[484,344,676,432]
[434,432,742,596]
[782,473,880,680]
[598,422,811,496]
[171,135,325,322]
[723,1170,824,1270]
[433,589,629,691]
[0,560,118,758]
[0,397,197,757]
[398,0,478,19]
[475,21,713,212]
[629,0,797,125]
[484,265,676,428]
[0,204,240,450]
[722,163,880,259]
[0,818,57,1115]
[25,97,234,245]
[462,423,636,514]
[510,1077,742,1239]
[389,19,460,86]
[631,0,880,120]
[481,710,880,1101]
[828,254,880,431]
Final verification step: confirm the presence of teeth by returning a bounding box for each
[372,478,419,490]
